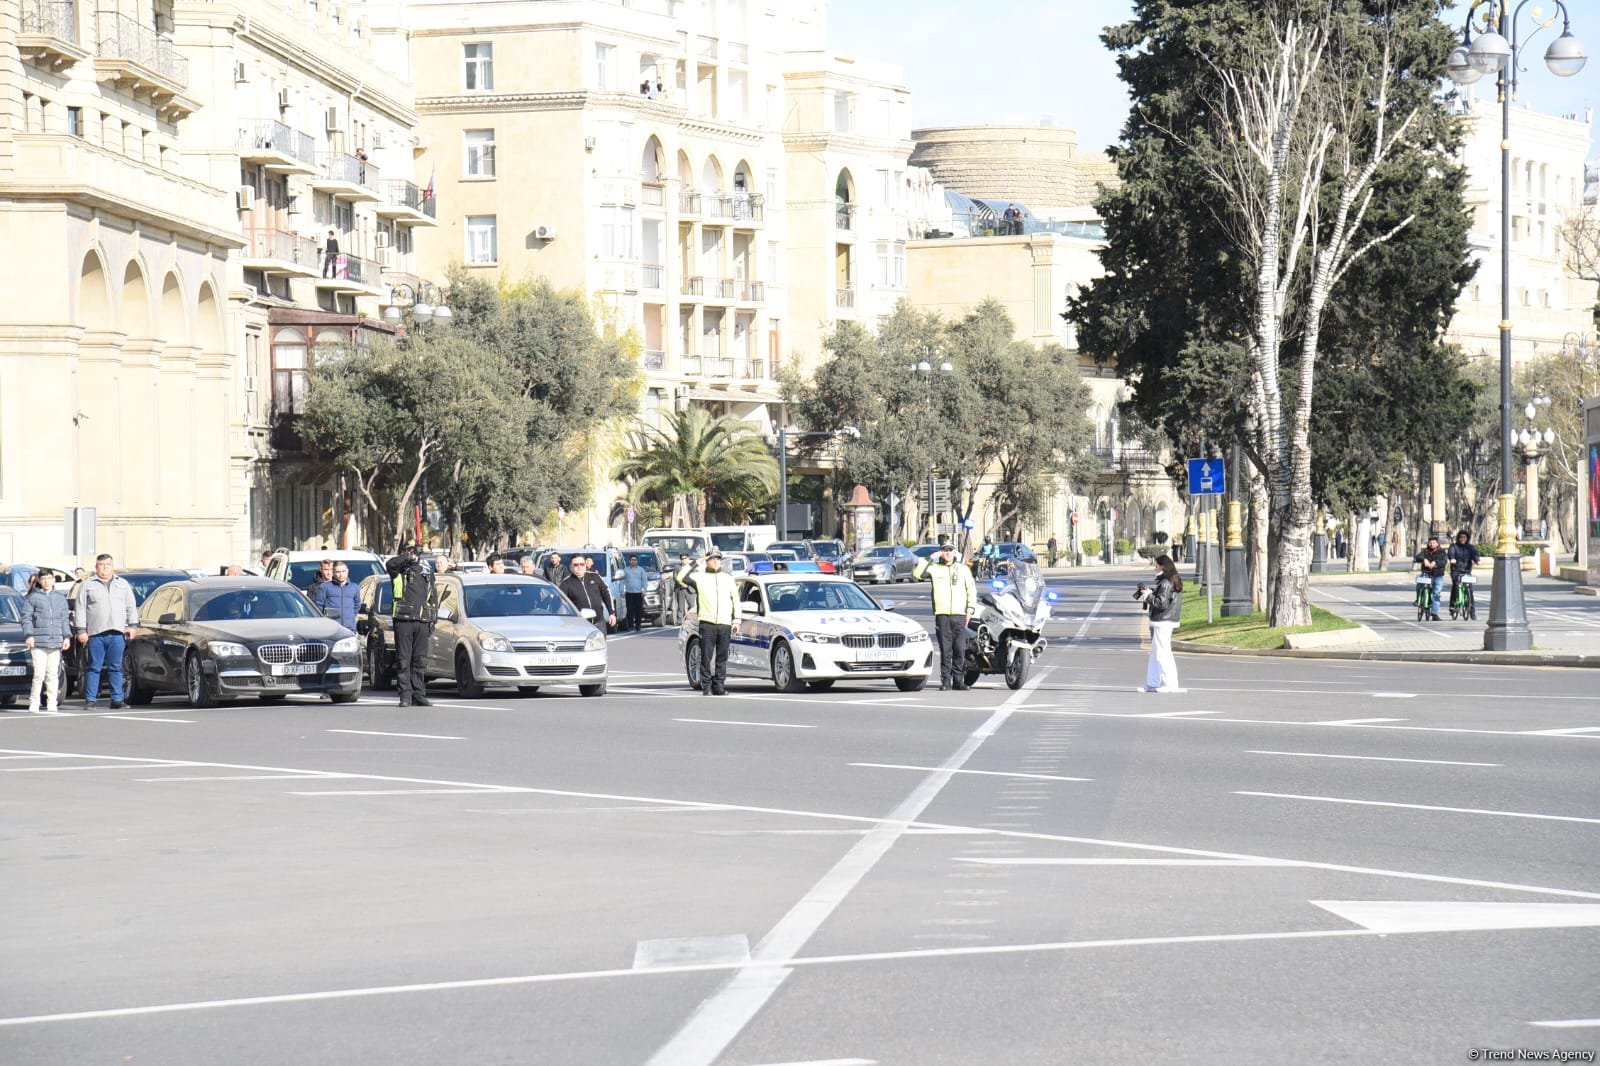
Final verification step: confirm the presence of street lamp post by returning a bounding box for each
[914,353,954,542]
[1447,0,1585,651]
[382,281,453,331]
[1518,396,1556,541]
[776,425,859,540]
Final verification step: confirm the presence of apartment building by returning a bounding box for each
[1,0,239,567]
[178,0,436,551]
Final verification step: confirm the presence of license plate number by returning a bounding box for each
[273,663,317,676]
[0,666,26,676]
[538,656,576,666]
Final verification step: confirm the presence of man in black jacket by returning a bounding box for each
[543,551,570,586]
[1413,535,1449,623]
[386,545,436,705]
[559,556,616,630]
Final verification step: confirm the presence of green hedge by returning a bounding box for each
[1081,538,1103,557]
[1114,538,1134,556]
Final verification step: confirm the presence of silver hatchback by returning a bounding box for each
[426,574,608,698]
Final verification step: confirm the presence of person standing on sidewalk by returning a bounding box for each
[676,549,741,695]
[73,554,138,710]
[621,554,649,631]
[913,542,978,690]
[21,570,71,713]
[386,545,436,707]
[1136,555,1185,693]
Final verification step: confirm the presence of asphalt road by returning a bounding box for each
[2,570,1597,1065]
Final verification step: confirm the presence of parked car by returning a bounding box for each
[65,568,193,697]
[995,542,1039,563]
[264,550,387,594]
[0,587,63,708]
[355,574,396,690]
[123,577,360,707]
[617,546,668,625]
[767,541,816,559]
[850,545,919,584]
[0,565,74,594]
[427,573,607,698]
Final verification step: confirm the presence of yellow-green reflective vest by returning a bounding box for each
[676,564,742,626]
[914,558,978,615]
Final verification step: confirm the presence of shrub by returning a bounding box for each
[1081,538,1104,557]
[1114,538,1134,556]
[1136,543,1166,559]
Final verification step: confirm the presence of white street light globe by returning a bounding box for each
[939,361,954,374]
[1469,31,1512,74]
[1447,45,1484,83]
[1543,427,1556,444]
[432,304,453,325]
[1518,428,1532,446]
[1545,32,1588,77]
[915,360,931,375]
[1525,401,1537,420]
[383,304,402,322]
[413,303,434,324]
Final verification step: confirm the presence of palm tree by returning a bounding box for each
[616,407,778,526]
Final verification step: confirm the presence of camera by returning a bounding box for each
[1133,582,1148,601]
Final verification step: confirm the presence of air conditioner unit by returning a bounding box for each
[535,224,557,240]
[236,185,255,211]
[285,193,301,214]
[233,61,248,83]
[375,230,390,248]
[277,88,290,111]
[324,106,339,132]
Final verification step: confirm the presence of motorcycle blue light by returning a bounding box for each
[990,579,1006,591]
[1046,591,1059,602]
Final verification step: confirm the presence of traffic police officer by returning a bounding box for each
[387,545,436,706]
[914,542,979,690]
[676,548,741,695]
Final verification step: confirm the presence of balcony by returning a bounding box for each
[681,275,704,297]
[835,203,855,231]
[730,194,763,224]
[696,36,718,61]
[704,356,734,377]
[311,152,381,201]
[643,263,664,290]
[835,286,855,309]
[641,180,666,207]
[643,349,665,371]
[726,41,749,65]
[738,358,768,380]
[375,179,437,226]
[739,281,765,303]
[679,190,701,216]
[314,252,385,294]
[681,354,702,376]
[713,278,737,300]
[93,11,196,119]
[237,120,317,174]
[18,1,89,71]
[241,228,320,277]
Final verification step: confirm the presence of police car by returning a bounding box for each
[677,565,934,693]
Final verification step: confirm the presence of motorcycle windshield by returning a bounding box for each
[990,561,1044,613]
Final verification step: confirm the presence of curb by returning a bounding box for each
[1172,639,1600,668]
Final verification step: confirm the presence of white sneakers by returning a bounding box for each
[1136,685,1188,694]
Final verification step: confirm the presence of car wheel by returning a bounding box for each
[805,680,834,692]
[184,653,215,709]
[770,640,805,694]
[0,696,13,709]
[895,676,927,692]
[366,640,393,691]
[685,638,704,690]
[579,682,606,698]
[455,649,485,699]
[123,651,152,705]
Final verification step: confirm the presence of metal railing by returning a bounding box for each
[244,228,318,268]
[740,359,768,380]
[835,202,855,230]
[739,281,764,302]
[715,278,737,300]
[705,357,733,377]
[731,193,763,222]
[696,35,717,60]
[681,275,703,296]
[679,190,701,215]
[726,41,749,64]
[382,179,434,216]
[319,151,379,190]
[238,121,316,168]
[641,180,665,206]
[681,354,702,375]
[95,10,187,86]
[23,1,79,43]
[642,263,664,289]
[643,349,665,370]
[835,286,855,309]
[322,252,377,285]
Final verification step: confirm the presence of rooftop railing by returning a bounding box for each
[96,10,187,85]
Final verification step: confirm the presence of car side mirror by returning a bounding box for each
[158,612,179,625]
[880,600,897,612]
[580,608,597,621]
[437,607,455,621]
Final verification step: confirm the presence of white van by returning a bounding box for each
[642,528,711,559]
[704,525,778,552]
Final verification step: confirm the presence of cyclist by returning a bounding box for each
[1447,529,1481,619]
[1412,535,1448,622]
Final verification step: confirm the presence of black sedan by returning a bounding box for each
[0,587,65,708]
[125,577,360,707]
[66,568,192,697]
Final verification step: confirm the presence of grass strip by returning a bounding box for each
[1176,591,1357,651]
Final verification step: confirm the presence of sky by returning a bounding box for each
[825,0,1598,158]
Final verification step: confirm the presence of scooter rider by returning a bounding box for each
[387,544,437,706]
[1447,529,1481,614]
[914,542,979,690]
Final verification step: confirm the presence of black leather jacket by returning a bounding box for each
[1146,576,1182,623]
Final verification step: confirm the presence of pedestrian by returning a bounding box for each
[543,551,569,586]
[313,561,360,630]
[224,564,243,577]
[354,146,368,183]
[913,542,978,690]
[386,545,436,706]
[621,554,649,631]
[322,228,340,279]
[1413,535,1448,622]
[518,555,538,577]
[1377,529,1387,563]
[258,549,272,574]
[433,554,452,574]
[72,553,139,710]
[560,556,617,631]
[676,549,740,695]
[1047,535,1058,567]
[486,552,506,574]
[1135,555,1184,693]
[21,570,71,713]
[73,566,86,582]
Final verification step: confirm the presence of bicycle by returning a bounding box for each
[1414,574,1437,622]
[1449,572,1477,621]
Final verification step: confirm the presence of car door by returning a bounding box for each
[138,586,185,691]
[729,579,768,675]
[428,579,461,677]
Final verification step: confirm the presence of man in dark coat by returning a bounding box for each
[559,556,616,630]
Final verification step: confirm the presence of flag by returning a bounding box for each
[423,168,435,201]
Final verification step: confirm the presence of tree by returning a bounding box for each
[615,407,779,526]
[1563,209,1600,325]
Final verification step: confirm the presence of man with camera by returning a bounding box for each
[386,545,437,706]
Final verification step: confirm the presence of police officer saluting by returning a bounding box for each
[914,542,979,690]
[387,544,436,706]
[676,548,741,695]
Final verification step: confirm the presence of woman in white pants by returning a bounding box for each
[21,571,72,713]
[1137,555,1184,693]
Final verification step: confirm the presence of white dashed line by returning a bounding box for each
[326,729,465,740]
[1235,791,1600,825]
[1245,750,1500,767]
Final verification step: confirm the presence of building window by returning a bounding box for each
[464,129,496,177]
[833,91,853,133]
[465,215,497,264]
[595,43,614,90]
[767,240,779,287]
[67,107,83,137]
[271,329,308,416]
[601,205,635,259]
[464,43,494,92]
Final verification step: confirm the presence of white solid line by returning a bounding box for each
[745,1059,877,1066]
[849,763,1088,782]
[289,788,513,796]
[1245,750,1501,767]
[1013,706,1600,740]
[957,858,1295,867]
[103,715,197,723]
[645,664,1058,1066]
[1136,710,1223,718]
[1312,900,1600,934]
[1529,1019,1600,1029]
[1236,791,1600,826]
[1311,718,1408,726]
[0,761,196,773]
[0,754,73,760]
[1520,727,1600,736]
[136,774,357,782]
[326,729,465,741]
[672,718,814,729]
[1370,693,1417,700]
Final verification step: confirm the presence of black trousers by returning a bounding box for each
[699,622,731,691]
[625,592,645,630]
[394,620,431,703]
[935,614,969,685]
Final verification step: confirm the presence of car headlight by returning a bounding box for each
[793,631,840,644]
[584,629,606,650]
[905,630,930,643]
[477,631,512,652]
[332,636,359,655]
[208,641,250,658]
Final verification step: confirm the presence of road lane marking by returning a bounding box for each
[848,763,1088,782]
[0,761,197,773]
[744,1059,877,1065]
[326,729,465,740]
[136,774,358,782]
[1311,718,1408,726]
[1013,707,1600,739]
[1370,693,1416,700]
[1520,727,1600,736]
[673,718,814,729]
[1236,791,1600,825]
[645,665,1058,1066]
[1312,900,1600,934]
[1530,1019,1600,1029]
[471,805,729,815]
[958,858,1296,867]
[1245,750,1500,767]
[289,788,517,796]
[1135,710,1222,718]
[103,715,196,723]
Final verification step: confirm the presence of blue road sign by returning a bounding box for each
[1187,457,1227,496]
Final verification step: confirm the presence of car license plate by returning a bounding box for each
[0,665,25,676]
[539,656,576,666]
[273,663,317,676]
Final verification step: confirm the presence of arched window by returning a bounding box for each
[272,327,308,416]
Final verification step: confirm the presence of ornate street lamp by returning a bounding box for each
[382,281,453,328]
[914,351,954,543]
[1447,0,1585,651]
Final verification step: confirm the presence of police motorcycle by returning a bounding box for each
[963,558,1056,690]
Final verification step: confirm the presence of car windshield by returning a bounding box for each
[809,542,841,559]
[286,559,384,591]
[769,551,797,561]
[464,583,576,618]
[122,573,188,605]
[765,581,879,612]
[709,532,748,552]
[646,536,705,558]
[0,589,21,624]
[862,547,891,559]
[190,588,318,622]
[770,542,812,556]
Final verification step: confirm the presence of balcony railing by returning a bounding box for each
[323,252,378,286]
[681,275,703,296]
[835,286,855,309]
[23,1,79,43]
[681,354,702,375]
[739,281,764,302]
[641,180,665,206]
[696,35,717,60]
[238,120,317,167]
[319,151,379,190]
[244,227,318,269]
[643,349,665,370]
[715,278,737,300]
[381,179,435,217]
[643,263,664,289]
[95,11,186,85]
[731,193,763,222]
[835,203,855,230]
[679,190,701,215]
[705,356,733,377]
[739,358,767,379]
[726,41,749,64]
